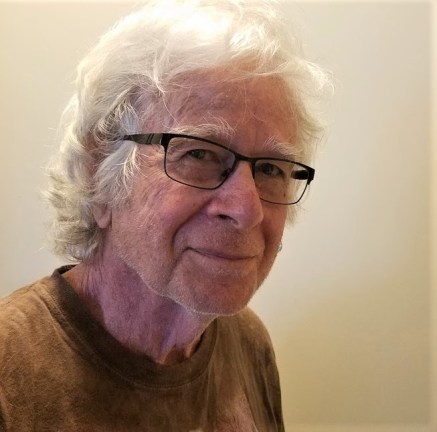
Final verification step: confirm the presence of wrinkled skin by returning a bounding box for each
[66,73,295,364]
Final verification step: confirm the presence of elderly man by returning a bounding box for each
[0,0,324,430]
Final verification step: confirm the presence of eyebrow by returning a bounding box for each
[170,122,235,143]
[264,136,301,160]
[170,123,299,160]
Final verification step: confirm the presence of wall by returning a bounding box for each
[250,2,434,430]
[0,2,434,430]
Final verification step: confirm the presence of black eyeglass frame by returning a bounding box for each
[122,132,315,205]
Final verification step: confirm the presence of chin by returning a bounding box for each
[178,281,258,317]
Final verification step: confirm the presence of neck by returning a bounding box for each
[63,255,215,366]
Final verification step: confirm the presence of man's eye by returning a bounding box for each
[184,148,222,163]
[257,162,284,177]
[187,149,207,160]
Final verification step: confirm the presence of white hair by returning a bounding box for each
[46,0,330,261]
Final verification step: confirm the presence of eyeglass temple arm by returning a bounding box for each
[293,166,315,184]
[122,133,163,145]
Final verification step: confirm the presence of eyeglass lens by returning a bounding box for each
[164,136,309,205]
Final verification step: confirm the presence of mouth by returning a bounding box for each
[188,247,257,262]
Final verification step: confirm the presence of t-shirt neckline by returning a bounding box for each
[42,266,218,389]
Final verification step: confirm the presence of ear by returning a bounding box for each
[93,205,112,229]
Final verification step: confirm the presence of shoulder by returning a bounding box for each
[215,309,284,428]
[0,273,62,378]
[0,275,59,426]
[217,307,275,359]
[0,276,55,333]
[0,267,73,328]
[228,306,273,338]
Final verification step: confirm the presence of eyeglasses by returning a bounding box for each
[122,133,315,205]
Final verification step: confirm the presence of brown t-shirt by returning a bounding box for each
[0,268,284,431]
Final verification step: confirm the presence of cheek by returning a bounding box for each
[108,169,169,254]
[265,207,287,241]
[261,209,287,262]
[120,171,206,255]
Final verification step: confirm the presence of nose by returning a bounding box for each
[206,162,264,229]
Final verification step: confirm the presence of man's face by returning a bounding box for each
[106,73,295,316]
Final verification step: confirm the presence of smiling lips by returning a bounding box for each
[188,247,258,262]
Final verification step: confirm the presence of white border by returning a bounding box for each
[430,2,437,431]
[1,1,434,430]
[287,427,434,432]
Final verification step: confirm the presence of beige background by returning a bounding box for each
[0,1,435,430]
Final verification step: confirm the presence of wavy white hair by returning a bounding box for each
[46,0,330,261]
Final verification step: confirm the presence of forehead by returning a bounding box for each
[149,71,296,153]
